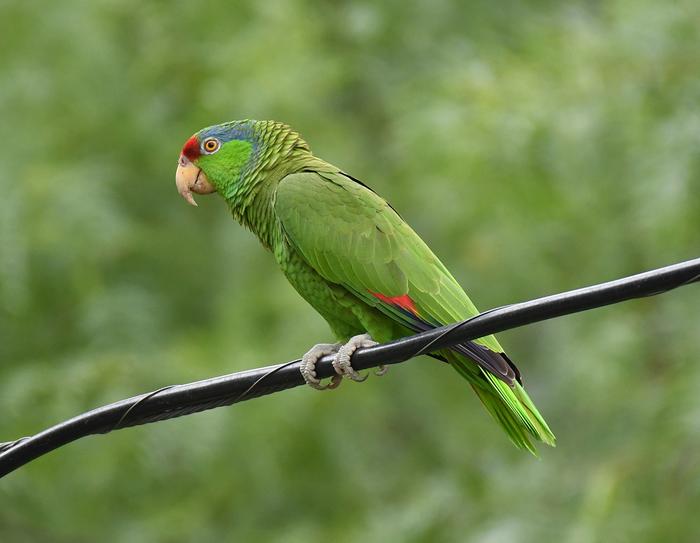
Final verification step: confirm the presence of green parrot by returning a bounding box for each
[176,120,555,452]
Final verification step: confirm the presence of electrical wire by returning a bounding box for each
[0,257,698,478]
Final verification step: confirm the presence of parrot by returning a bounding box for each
[175,120,555,452]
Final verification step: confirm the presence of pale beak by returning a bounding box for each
[175,155,216,207]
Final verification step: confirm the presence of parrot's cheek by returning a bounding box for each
[176,155,216,207]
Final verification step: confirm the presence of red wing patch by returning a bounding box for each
[369,290,419,316]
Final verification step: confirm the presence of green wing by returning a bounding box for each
[274,170,512,373]
[275,170,555,451]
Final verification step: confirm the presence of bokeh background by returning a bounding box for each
[1,1,699,541]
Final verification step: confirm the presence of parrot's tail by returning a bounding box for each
[449,353,556,454]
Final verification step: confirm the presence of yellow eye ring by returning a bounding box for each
[202,138,220,153]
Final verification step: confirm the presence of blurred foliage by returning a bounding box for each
[1,0,699,541]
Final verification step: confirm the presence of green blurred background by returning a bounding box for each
[1,0,699,541]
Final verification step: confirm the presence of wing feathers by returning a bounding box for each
[275,170,514,383]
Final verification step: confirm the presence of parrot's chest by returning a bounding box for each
[274,243,366,339]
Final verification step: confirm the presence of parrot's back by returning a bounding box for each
[273,167,555,452]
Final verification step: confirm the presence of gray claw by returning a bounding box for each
[300,343,341,390]
[301,334,386,391]
[333,333,379,382]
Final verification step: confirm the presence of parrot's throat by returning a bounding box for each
[225,175,282,251]
[218,121,315,251]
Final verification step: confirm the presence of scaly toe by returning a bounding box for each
[300,343,341,390]
[333,333,378,382]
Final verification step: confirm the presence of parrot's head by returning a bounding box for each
[176,120,256,206]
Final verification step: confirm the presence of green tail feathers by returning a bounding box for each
[449,354,556,453]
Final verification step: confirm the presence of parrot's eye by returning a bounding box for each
[202,138,220,154]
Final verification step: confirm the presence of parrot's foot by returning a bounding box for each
[333,334,380,382]
[300,343,342,390]
[300,334,385,390]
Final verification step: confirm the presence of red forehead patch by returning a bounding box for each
[182,135,200,160]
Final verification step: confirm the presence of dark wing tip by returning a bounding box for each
[500,351,522,384]
[453,342,522,386]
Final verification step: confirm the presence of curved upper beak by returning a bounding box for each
[176,155,216,207]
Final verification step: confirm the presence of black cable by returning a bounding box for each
[0,257,698,478]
